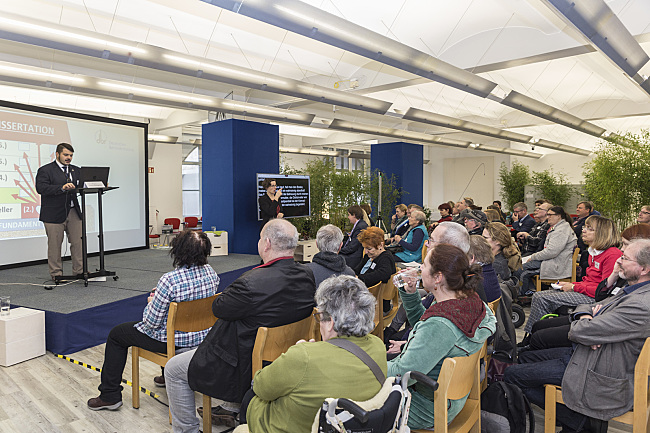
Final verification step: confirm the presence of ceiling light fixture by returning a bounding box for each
[279,146,339,156]
[0,64,84,83]
[0,14,146,54]
[98,81,214,105]
[500,91,606,137]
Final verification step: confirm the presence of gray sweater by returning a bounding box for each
[307,251,356,288]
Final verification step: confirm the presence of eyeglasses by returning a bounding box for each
[640,210,650,215]
[619,255,638,263]
[313,311,330,323]
[514,209,526,213]
[582,226,595,232]
[546,212,558,216]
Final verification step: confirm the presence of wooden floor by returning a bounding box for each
[0,308,633,433]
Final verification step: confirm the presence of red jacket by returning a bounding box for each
[573,247,622,297]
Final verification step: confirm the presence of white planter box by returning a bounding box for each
[0,307,46,367]
[206,231,228,256]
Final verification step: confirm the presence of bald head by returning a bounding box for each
[259,219,299,262]
[431,221,470,253]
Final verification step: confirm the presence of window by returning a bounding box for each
[182,147,201,217]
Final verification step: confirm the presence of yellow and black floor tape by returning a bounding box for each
[53,353,168,406]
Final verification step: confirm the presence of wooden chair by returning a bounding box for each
[421,243,428,263]
[480,300,500,391]
[534,247,580,291]
[132,294,217,433]
[487,297,501,315]
[376,274,401,340]
[544,337,650,433]
[367,282,384,339]
[251,314,315,377]
[412,343,484,433]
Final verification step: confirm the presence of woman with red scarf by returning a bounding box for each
[387,243,496,430]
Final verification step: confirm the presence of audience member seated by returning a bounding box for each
[511,202,535,234]
[390,204,409,237]
[484,207,502,223]
[87,230,219,411]
[515,206,577,298]
[504,238,650,433]
[428,202,453,232]
[451,197,474,223]
[164,219,316,431]
[238,275,387,433]
[517,202,552,256]
[469,235,502,302]
[492,200,507,221]
[360,203,375,226]
[355,227,396,288]
[522,215,621,335]
[307,224,355,287]
[524,224,650,351]
[483,222,521,280]
[340,205,369,269]
[460,208,488,236]
[387,243,496,429]
[391,209,429,263]
[637,205,650,224]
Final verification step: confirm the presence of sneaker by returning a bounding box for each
[197,406,237,427]
[87,397,123,411]
[153,375,165,387]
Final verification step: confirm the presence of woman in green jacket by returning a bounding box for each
[240,275,387,433]
[387,243,497,429]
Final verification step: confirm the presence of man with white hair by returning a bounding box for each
[637,205,650,224]
[164,219,316,431]
[308,224,355,287]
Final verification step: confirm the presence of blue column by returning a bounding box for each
[371,142,423,206]
[202,119,279,254]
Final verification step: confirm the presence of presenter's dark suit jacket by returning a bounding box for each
[511,214,535,234]
[258,193,282,232]
[35,161,81,224]
[340,219,369,270]
[187,257,316,403]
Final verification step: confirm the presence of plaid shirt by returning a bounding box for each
[135,264,219,347]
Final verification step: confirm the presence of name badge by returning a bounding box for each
[370,262,376,269]
[594,261,600,270]
[611,287,621,295]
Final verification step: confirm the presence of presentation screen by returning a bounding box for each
[0,101,147,267]
[257,173,310,219]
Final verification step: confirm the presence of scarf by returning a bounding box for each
[420,292,486,338]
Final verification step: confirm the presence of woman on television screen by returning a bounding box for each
[259,178,284,232]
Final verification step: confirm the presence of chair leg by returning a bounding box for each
[536,276,541,292]
[132,347,140,409]
[203,394,212,433]
[544,385,557,433]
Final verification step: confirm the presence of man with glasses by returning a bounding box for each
[637,205,650,224]
[511,202,535,235]
[505,238,650,433]
[574,201,599,277]
[517,202,553,256]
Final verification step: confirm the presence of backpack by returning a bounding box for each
[480,381,534,433]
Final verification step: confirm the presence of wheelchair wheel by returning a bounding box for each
[512,303,525,328]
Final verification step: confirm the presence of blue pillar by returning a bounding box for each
[371,142,423,206]
[202,119,279,254]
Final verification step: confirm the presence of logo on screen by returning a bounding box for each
[95,130,107,145]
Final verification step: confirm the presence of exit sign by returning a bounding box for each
[148,167,154,173]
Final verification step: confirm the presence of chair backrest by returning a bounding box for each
[632,337,650,428]
[251,314,315,376]
[487,297,501,315]
[166,294,218,356]
[380,275,400,324]
[184,216,199,228]
[422,243,428,262]
[570,247,580,282]
[367,282,383,336]
[438,347,482,400]
[164,218,181,230]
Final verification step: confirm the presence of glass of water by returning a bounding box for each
[0,296,9,317]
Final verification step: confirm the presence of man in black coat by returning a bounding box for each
[164,218,316,431]
[35,142,82,279]
[339,204,368,269]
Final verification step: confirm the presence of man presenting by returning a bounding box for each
[35,143,82,280]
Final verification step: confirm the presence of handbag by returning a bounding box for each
[385,244,404,253]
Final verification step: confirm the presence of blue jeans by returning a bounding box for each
[504,347,586,432]
[515,260,541,295]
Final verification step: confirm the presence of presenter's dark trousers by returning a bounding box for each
[43,209,83,277]
[98,321,171,403]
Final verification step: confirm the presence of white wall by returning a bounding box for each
[148,143,183,233]
[513,152,593,184]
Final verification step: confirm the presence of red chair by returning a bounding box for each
[148,225,160,247]
[162,218,181,246]
[183,217,200,231]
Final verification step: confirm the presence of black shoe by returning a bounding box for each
[517,333,531,348]
[197,406,237,427]
[87,397,123,411]
[153,375,165,387]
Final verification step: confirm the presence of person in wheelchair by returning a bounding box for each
[387,243,496,429]
[238,275,387,433]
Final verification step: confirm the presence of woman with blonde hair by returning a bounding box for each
[483,222,521,280]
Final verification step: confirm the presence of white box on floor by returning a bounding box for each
[206,231,228,256]
[294,239,319,262]
[0,307,46,367]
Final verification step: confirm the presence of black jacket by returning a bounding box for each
[187,258,316,402]
[340,220,368,269]
[35,161,81,224]
[354,250,396,288]
[258,193,282,231]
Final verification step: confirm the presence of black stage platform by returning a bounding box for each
[0,249,260,354]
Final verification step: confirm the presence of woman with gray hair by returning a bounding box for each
[238,275,387,433]
[392,209,429,263]
[308,224,355,287]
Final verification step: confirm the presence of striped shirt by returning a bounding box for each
[135,264,219,347]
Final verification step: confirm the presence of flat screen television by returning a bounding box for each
[257,173,310,219]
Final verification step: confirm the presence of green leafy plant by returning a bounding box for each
[498,161,531,211]
[530,169,575,208]
[583,130,650,229]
